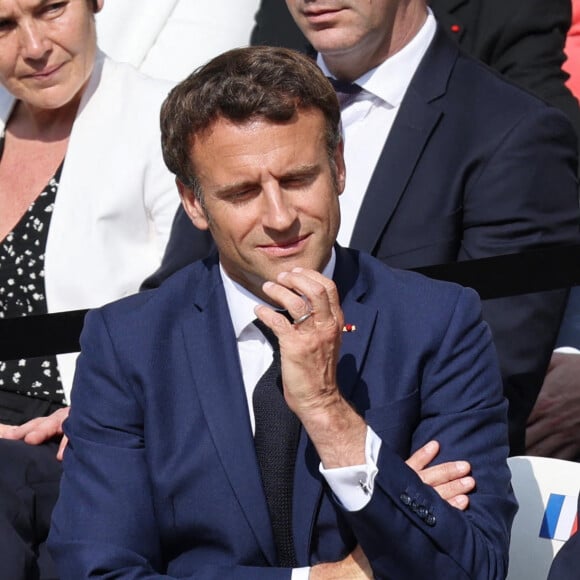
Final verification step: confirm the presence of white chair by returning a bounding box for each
[507,456,580,580]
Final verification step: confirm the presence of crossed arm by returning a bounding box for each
[0,408,473,510]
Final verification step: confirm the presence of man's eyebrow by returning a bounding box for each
[212,164,321,197]
[212,179,260,197]
[279,164,321,179]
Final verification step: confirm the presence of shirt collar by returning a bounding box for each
[220,248,337,340]
[318,9,436,108]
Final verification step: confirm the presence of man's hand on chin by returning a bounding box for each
[256,267,367,468]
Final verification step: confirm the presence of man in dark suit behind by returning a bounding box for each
[251,0,580,141]
[147,0,580,456]
[49,45,515,579]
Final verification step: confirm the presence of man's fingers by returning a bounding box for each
[549,444,580,461]
[24,425,54,445]
[448,494,470,511]
[1,417,45,441]
[418,460,471,488]
[57,435,69,461]
[288,267,342,320]
[0,423,14,438]
[527,430,571,457]
[1,408,69,445]
[261,268,342,327]
[526,414,570,454]
[434,476,475,502]
[526,388,556,426]
[405,440,439,472]
[406,442,474,509]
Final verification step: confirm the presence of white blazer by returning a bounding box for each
[96,0,261,81]
[0,51,180,400]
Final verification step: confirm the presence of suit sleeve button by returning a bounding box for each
[417,506,428,518]
[425,513,437,526]
[400,493,411,505]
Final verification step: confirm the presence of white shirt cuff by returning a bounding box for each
[291,567,310,579]
[319,426,381,511]
[555,346,580,354]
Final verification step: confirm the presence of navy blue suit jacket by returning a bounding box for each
[50,247,516,579]
[144,26,580,455]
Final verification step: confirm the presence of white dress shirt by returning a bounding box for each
[220,250,380,576]
[317,10,437,246]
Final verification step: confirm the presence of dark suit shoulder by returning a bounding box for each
[428,29,561,115]
[430,0,580,140]
[451,51,557,111]
[424,35,578,149]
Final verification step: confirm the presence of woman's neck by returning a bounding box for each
[9,96,81,143]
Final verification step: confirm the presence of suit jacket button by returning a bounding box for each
[417,506,429,518]
[400,493,412,506]
[425,513,437,526]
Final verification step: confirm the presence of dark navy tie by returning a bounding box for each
[329,77,364,109]
[252,319,300,567]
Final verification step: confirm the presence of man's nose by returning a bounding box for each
[261,184,298,230]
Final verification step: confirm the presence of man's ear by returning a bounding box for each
[94,0,104,14]
[334,139,346,195]
[176,179,210,231]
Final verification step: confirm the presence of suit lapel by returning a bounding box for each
[180,259,277,564]
[349,27,458,254]
[293,247,378,562]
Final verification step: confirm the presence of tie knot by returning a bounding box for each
[253,319,279,350]
[329,78,362,94]
[328,78,364,109]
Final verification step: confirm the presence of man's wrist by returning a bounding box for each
[299,397,367,468]
[320,426,381,511]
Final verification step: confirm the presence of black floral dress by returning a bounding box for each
[0,133,65,407]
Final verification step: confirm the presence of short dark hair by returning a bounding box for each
[160,46,341,198]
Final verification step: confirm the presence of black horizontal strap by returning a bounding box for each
[0,309,87,360]
[1,243,580,359]
[413,243,580,300]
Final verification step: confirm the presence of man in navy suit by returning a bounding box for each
[146,0,580,456]
[49,46,516,578]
